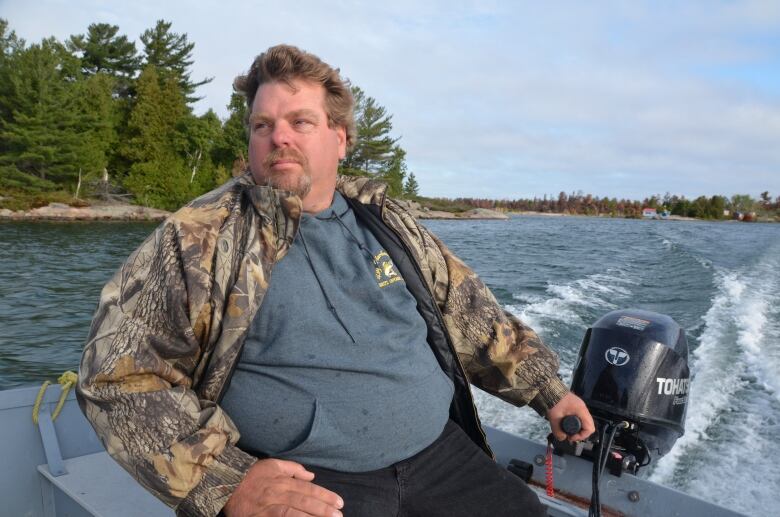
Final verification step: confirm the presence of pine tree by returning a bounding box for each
[0,19,25,153]
[211,92,248,174]
[0,19,23,54]
[73,73,117,185]
[140,20,211,104]
[67,23,141,97]
[380,146,407,197]
[403,172,420,199]
[0,38,105,188]
[123,65,191,209]
[176,109,222,193]
[339,86,397,177]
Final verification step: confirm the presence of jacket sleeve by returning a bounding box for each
[76,219,256,517]
[426,231,569,416]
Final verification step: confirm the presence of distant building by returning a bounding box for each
[642,208,658,219]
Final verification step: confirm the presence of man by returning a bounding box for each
[77,45,594,517]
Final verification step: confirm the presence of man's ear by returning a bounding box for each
[337,126,347,160]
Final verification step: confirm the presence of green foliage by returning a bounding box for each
[122,65,191,208]
[211,92,248,173]
[0,19,420,210]
[0,165,59,193]
[0,186,83,211]
[416,196,471,213]
[0,38,111,191]
[124,155,192,211]
[403,172,420,198]
[685,195,725,219]
[140,20,212,104]
[0,19,231,210]
[335,85,419,198]
[0,19,25,123]
[340,86,398,177]
[124,66,186,160]
[0,19,24,55]
[378,146,407,197]
[67,23,140,97]
[728,194,758,214]
[177,109,223,193]
[213,165,232,186]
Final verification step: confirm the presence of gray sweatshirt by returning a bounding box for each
[220,192,454,472]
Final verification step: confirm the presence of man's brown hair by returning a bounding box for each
[234,44,356,149]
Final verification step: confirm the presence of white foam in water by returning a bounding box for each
[685,401,780,515]
[650,271,749,483]
[482,245,780,513]
[651,255,780,513]
[471,387,549,442]
[737,298,773,388]
[514,270,635,331]
[479,269,638,439]
[722,252,780,400]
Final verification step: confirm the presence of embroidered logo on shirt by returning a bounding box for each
[374,251,403,288]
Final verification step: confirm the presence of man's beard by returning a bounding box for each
[261,148,312,198]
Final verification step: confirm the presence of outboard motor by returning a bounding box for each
[531,309,691,516]
[569,309,690,472]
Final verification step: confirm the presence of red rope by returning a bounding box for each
[546,442,555,497]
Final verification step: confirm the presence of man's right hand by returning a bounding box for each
[222,458,344,517]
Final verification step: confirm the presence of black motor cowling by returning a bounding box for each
[570,309,690,462]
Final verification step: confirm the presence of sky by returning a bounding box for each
[2,0,780,200]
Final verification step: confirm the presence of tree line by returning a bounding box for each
[0,19,419,211]
[427,191,780,220]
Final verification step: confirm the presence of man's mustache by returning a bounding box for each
[263,148,307,169]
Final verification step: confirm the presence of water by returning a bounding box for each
[425,216,780,516]
[1,216,779,514]
[0,221,157,387]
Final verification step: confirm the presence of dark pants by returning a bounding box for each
[307,420,547,517]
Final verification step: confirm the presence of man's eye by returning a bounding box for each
[253,122,271,134]
[294,119,313,128]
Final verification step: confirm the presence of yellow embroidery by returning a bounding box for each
[373,250,402,288]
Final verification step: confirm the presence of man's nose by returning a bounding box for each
[270,121,293,147]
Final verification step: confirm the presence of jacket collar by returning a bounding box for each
[236,170,388,212]
[234,171,388,258]
[336,175,388,207]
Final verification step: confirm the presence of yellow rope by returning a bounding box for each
[32,371,78,425]
[32,381,51,425]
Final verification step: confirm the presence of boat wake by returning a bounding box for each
[475,268,639,443]
[649,249,780,515]
[510,268,637,338]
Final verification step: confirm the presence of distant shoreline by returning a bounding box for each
[508,211,699,222]
[0,200,512,222]
[1,201,775,224]
[0,202,169,222]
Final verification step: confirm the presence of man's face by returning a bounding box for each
[248,79,346,205]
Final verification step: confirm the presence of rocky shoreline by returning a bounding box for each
[508,210,699,221]
[9,201,762,223]
[0,202,170,221]
[395,200,509,220]
[0,200,509,222]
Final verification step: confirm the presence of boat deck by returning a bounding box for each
[1,385,745,517]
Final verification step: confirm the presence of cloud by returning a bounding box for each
[2,0,779,199]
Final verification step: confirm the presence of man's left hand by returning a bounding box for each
[546,392,596,442]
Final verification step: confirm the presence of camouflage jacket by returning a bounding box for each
[77,172,569,517]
